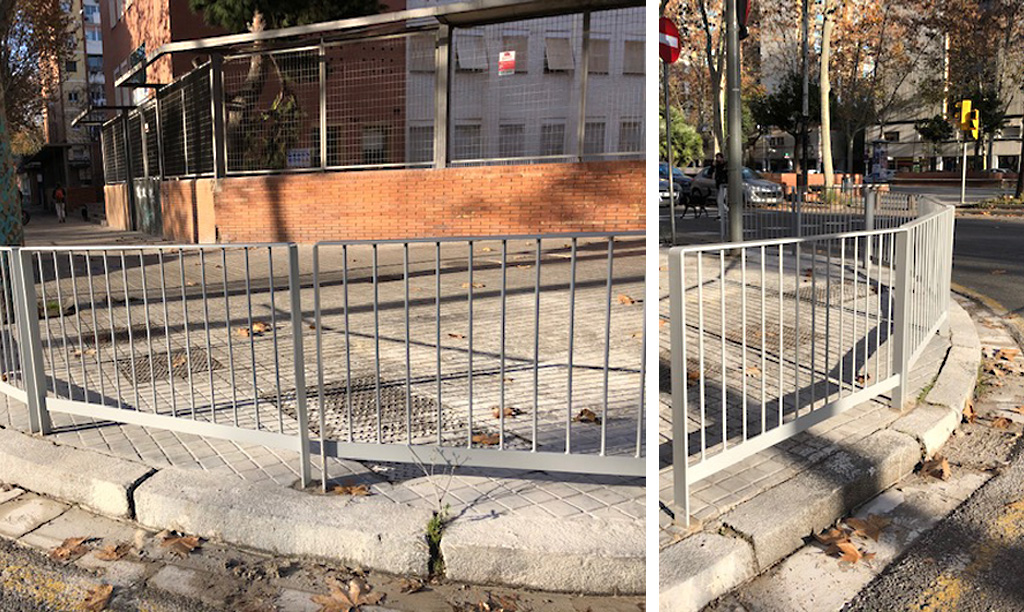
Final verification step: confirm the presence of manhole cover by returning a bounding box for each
[116,348,222,384]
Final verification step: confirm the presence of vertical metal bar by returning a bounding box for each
[13,250,51,434]
[637,296,645,458]
[466,242,474,446]
[342,246,352,444]
[199,250,216,423]
[404,243,412,444]
[576,12,591,160]
[37,255,57,396]
[180,89,190,176]
[155,94,164,179]
[120,252,140,409]
[793,243,800,415]
[760,245,766,433]
[435,242,442,445]
[268,247,282,433]
[319,41,327,170]
[699,254,706,456]
[669,246,690,525]
[288,245,312,488]
[102,253,124,409]
[741,247,747,439]
[533,239,541,452]
[372,245,382,443]
[433,25,450,169]
[85,253,104,406]
[158,251,176,416]
[777,246,782,426]
[566,238,578,453]
[138,251,157,413]
[179,250,195,418]
[210,54,226,178]
[0,254,16,388]
[720,251,727,448]
[601,237,613,455]
[499,240,507,449]
[243,248,257,428]
[221,249,237,424]
[892,229,912,411]
[810,241,817,410]
[52,252,73,400]
[313,245,328,491]
[839,238,845,396]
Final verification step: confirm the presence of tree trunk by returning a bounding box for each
[0,38,25,247]
[820,1,834,188]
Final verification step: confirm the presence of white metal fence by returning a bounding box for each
[0,232,644,488]
[668,195,954,523]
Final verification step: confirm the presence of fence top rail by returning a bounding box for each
[21,242,296,253]
[315,230,645,247]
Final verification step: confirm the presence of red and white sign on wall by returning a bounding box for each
[659,17,680,64]
[498,51,516,75]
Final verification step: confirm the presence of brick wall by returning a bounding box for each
[211,161,644,243]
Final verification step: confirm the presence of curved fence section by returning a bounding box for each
[668,194,954,523]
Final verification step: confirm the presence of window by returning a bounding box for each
[588,39,610,74]
[541,123,566,156]
[86,28,102,42]
[455,35,487,71]
[1003,126,1021,139]
[409,125,433,163]
[499,124,525,158]
[884,131,900,142]
[362,126,387,165]
[501,35,528,73]
[83,4,100,22]
[65,60,78,73]
[545,37,574,72]
[87,55,103,73]
[583,121,606,155]
[409,35,434,73]
[623,40,644,75]
[68,91,80,103]
[769,136,785,147]
[619,120,643,152]
[89,88,106,105]
[454,124,482,159]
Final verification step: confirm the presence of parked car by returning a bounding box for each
[690,166,784,206]
[659,162,692,197]
[659,178,681,208]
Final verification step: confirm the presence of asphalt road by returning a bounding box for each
[844,438,1024,612]
[952,216,1024,318]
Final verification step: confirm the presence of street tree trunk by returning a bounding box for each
[0,1,25,247]
[820,0,835,188]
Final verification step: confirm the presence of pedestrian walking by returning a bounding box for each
[53,184,66,223]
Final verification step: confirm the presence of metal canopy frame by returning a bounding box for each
[114,0,641,87]
[70,105,137,128]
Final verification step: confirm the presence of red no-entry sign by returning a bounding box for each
[659,17,681,64]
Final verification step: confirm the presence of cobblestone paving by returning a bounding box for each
[658,245,951,546]
[0,217,643,527]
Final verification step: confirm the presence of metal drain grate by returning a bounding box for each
[116,348,222,384]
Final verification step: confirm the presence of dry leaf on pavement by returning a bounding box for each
[331,484,371,497]
[832,540,863,564]
[991,269,1008,275]
[990,417,1012,429]
[447,333,466,340]
[476,593,521,612]
[813,526,851,547]
[844,514,891,542]
[251,321,272,334]
[921,456,951,481]
[160,534,202,558]
[471,433,500,446]
[963,399,977,424]
[461,282,486,289]
[573,408,602,425]
[49,537,90,562]
[745,365,762,378]
[398,577,426,594]
[311,577,382,612]
[492,406,522,419]
[94,543,132,562]
[82,584,114,611]
[996,348,1020,361]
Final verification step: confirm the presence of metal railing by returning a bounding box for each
[668,195,954,523]
[0,231,644,487]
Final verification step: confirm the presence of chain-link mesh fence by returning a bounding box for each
[102,7,644,185]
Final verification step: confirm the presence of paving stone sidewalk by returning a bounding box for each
[1,216,643,534]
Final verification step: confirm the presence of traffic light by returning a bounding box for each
[970,108,980,140]
[956,100,972,131]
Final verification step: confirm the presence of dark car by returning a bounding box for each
[659,162,692,197]
[659,178,681,208]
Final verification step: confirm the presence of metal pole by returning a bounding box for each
[319,41,327,169]
[433,25,450,169]
[800,0,810,190]
[960,140,967,207]
[576,12,591,161]
[210,55,226,177]
[726,0,743,243]
[665,62,676,245]
[891,230,912,412]
[12,250,50,435]
[288,245,312,487]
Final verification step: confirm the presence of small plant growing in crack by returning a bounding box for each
[409,449,463,579]
[426,503,450,577]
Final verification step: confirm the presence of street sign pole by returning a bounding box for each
[665,62,676,244]
[726,0,743,243]
[961,138,967,207]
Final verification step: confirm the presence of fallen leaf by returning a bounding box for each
[921,456,951,481]
[447,333,466,340]
[50,537,89,562]
[311,577,383,612]
[803,268,814,278]
[963,399,977,424]
[745,365,762,378]
[171,353,190,369]
[94,543,132,562]
[687,369,700,383]
[813,526,851,547]
[845,514,891,542]
[480,247,494,253]
[82,584,113,611]
[573,408,602,425]
[492,406,523,419]
[1012,406,1024,416]
[833,540,863,564]
[659,319,667,328]
[398,578,426,594]
[309,325,317,330]
[991,269,1008,275]
[331,484,371,497]
[990,417,1012,429]
[251,321,272,334]
[617,294,637,305]
[855,373,872,384]
[461,282,486,289]
[160,534,201,558]
[996,348,1020,361]
[472,433,500,446]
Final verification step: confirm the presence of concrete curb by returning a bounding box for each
[0,428,152,519]
[441,514,644,595]
[659,295,981,612]
[133,467,432,577]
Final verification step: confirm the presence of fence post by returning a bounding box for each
[864,186,876,267]
[891,229,913,413]
[288,245,312,488]
[668,247,690,526]
[318,42,327,170]
[433,25,450,169]
[576,11,591,161]
[11,250,50,435]
[210,54,226,177]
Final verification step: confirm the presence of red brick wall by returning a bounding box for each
[211,161,644,243]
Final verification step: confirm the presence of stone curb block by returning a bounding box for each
[659,532,755,612]
[891,404,960,458]
[947,300,982,353]
[133,467,432,576]
[441,514,644,595]
[720,429,920,572]
[0,428,152,519]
